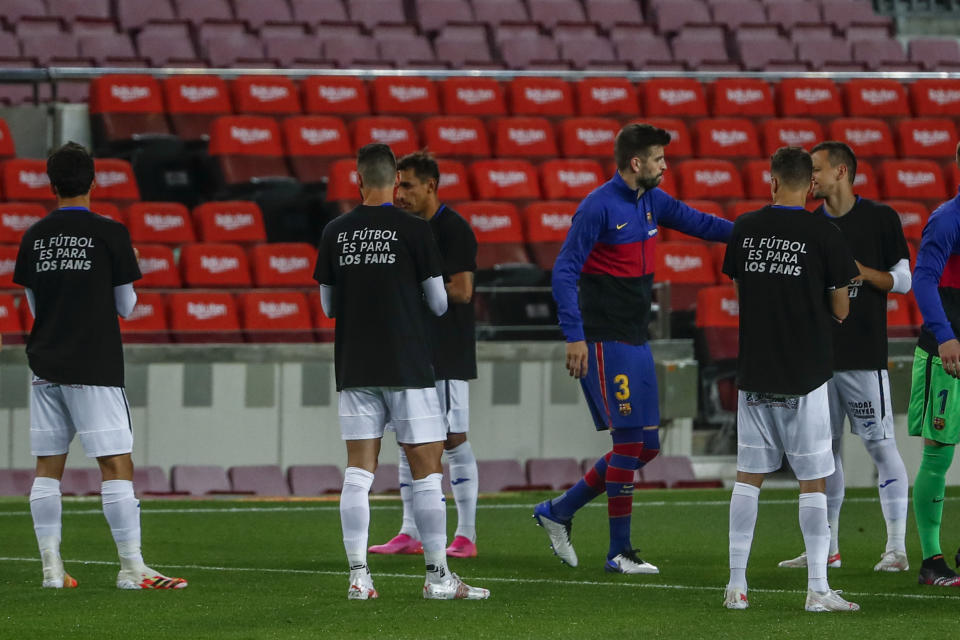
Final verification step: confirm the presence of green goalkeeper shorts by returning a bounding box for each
[908,347,960,445]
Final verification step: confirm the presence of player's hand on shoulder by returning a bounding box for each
[938,338,960,379]
[565,340,589,379]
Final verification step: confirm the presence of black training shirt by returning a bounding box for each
[314,204,444,390]
[428,205,477,381]
[816,198,911,371]
[723,205,859,395]
[13,207,141,387]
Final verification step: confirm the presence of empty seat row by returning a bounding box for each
[0,157,138,206]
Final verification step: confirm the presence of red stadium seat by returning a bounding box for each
[239,291,314,343]
[88,74,170,147]
[655,241,716,310]
[134,244,181,288]
[0,203,45,244]
[18,292,33,332]
[491,117,558,158]
[194,200,266,244]
[852,161,880,200]
[0,246,18,290]
[282,115,351,183]
[302,76,370,116]
[828,118,894,158]
[643,117,692,158]
[91,201,124,224]
[896,118,958,159]
[525,457,580,490]
[162,74,232,141]
[656,168,679,198]
[228,464,290,496]
[437,159,472,201]
[726,199,769,220]
[948,163,960,195]
[0,292,23,344]
[371,76,439,116]
[207,116,292,185]
[678,160,744,200]
[844,78,910,118]
[508,77,575,117]
[909,79,960,117]
[575,78,639,116]
[694,118,761,158]
[126,202,195,245]
[710,78,775,117]
[456,201,529,268]
[170,464,232,495]
[540,159,604,200]
[887,293,916,338]
[643,78,708,117]
[522,200,575,270]
[420,116,490,158]
[250,242,317,287]
[180,243,252,288]
[167,291,242,343]
[231,75,301,115]
[559,117,619,159]
[325,158,360,206]
[440,77,507,117]
[885,200,928,242]
[880,160,947,200]
[470,160,541,201]
[695,284,739,359]
[742,160,773,199]
[287,464,342,496]
[761,118,824,155]
[118,291,169,343]
[93,159,140,206]
[0,118,16,160]
[776,78,843,117]
[3,159,54,205]
[350,116,419,157]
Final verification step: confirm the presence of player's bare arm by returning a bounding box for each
[565,340,588,378]
[852,260,894,291]
[830,286,850,322]
[446,271,473,304]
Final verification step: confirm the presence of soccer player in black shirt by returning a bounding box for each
[13,142,186,590]
[778,142,912,573]
[368,151,481,559]
[314,143,488,600]
[721,147,859,612]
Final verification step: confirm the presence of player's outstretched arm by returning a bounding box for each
[654,191,733,243]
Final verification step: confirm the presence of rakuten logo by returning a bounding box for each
[576,128,615,146]
[710,129,748,147]
[794,88,832,104]
[389,85,428,102]
[778,129,817,145]
[96,170,128,188]
[557,170,598,188]
[725,88,764,104]
[269,255,309,273]
[853,173,869,187]
[488,170,527,187]
[927,89,960,105]
[897,170,936,188]
[887,298,902,312]
[2,214,40,232]
[524,88,563,104]
[110,85,151,103]
[0,305,7,318]
[215,213,254,231]
[19,171,49,189]
[507,128,546,146]
[664,254,703,272]
[126,303,155,322]
[318,86,358,103]
[258,301,300,319]
[139,257,170,274]
[187,302,227,321]
[721,297,739,316]
[438,127,478,144]
[249,85,289,102]
[590,87,627,104]
[180,85,219,103]
[860,89,898,105]
[200,256,240,274]
[912,129,951,147]
[470,215,512,232]
[455,88,494,105]
[899,212,922,227]
[0,258,15,274]
[231,127,272,145]
[540,213,572,231]
[371,128,409,143]
[844,128,883,146]
[694,170,732,186]
[439,172,460,187]
[658,89,696,105]
[300,128,340,145]
[144,213,184,232]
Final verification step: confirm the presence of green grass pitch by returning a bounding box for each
[1,487,958,639]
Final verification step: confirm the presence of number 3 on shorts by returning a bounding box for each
[614,374,630,400]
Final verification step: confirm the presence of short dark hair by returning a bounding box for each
[614,124,671,171]
[356,143,397,189]
[770,146,813,190]
[397,149,440,187]
[811,140,857,184]
[47,141,94,198]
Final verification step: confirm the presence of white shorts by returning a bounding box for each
[339,387,446,445]
[437,379,470,434]
[828,370,894,441]
[30,377,134,458]
[736,382,835,481]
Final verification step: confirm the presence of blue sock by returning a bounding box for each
[550,453,609,521]
[607,431,644,559]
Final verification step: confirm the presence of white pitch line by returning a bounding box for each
[0,556,957,602]
[0,495,953,518]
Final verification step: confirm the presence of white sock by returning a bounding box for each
[341,467,374,568]
[30,477,62,555]
[101,480,144,571]
[446,441,478,542]
[863,437,909,553]
[799,492,830,593]
[728,482,759,590]
[413,473,449,579]
[397,450,419,539]
[824,440,843,556]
